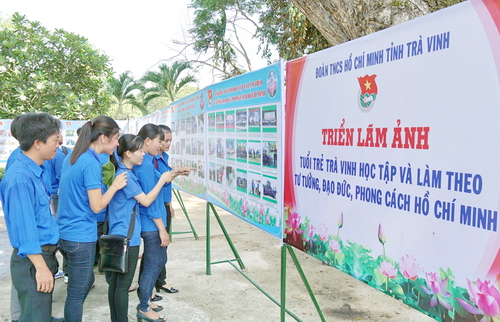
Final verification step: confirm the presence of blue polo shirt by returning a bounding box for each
[156,152,172,203]
[47,147,67,195]
[133,153,165,232]
[1,153,59,257]
[7,147,52,190]
[57,148,103,242]
[108,166,142,246]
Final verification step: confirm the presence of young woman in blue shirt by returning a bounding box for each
[56,116,127,322]
[134,124,179,322]
[107,134,173,322]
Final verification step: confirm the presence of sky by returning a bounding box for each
[0,0,267,88]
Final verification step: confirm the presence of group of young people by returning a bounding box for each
[1,113,191,322]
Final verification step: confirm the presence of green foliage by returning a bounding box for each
[107,71,146,118]
[0,13,113,119]
[141,61,197,107]
[189,0,260,78]
[257,0,330,62]
[189,0,330,72]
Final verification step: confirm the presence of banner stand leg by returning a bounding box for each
[171,189,199,240]
[206,202,245,271]
[284,244,326,322]
[205,202,303,321]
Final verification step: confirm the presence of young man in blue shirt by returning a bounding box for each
[1,113,63,322]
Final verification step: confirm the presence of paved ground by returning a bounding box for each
[0,192,436,321]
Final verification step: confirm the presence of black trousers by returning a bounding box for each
[105,246,140,322]
[11,248,58,322]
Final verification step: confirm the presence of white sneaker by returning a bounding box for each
[54,270,64,279]
[64,276,69,284]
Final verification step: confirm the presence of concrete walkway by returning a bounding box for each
[0,192,436,321]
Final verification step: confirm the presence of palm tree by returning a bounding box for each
[141,61,197,107]
[108,71,146,117]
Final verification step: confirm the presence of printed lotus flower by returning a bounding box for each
[457,279,500,322]
[224,191,230,205]
[379,261,397,278]
[265,215,270,224]
[241,198,248,216]
[420,272,452,310]
[260,204,265,216]
[284,211,303,242]
[305,224,316,242]
[378,224,386,244]
[399,255,419,281]
[319,223,329,242]
[338,212,344,228]
[329,239,341,253]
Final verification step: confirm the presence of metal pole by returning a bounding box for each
[287,245,326,322]
[206,202,211,275]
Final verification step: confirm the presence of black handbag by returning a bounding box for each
[98,207,136,273]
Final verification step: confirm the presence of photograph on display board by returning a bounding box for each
[197,114,204,133]
[209,162,216,182]
[226,139,235,160]
[172,121,177,135]
[225,110,235,132]
[190,116,197,134]
[262,105,277,132]
[208,138,216,157]
[216,112,225,132]
[236,168,247,193]
[248,107,261,133]
[191,137,197,156]
[216,164,224,184]
[247,140,261,166]
[236,109,247,132]
[248,171,262,198]
[262,141,277,169]
[236,140,247,163]
[262,175,277,204]
[226,165,236,189]
[197,138,204,156]
[208,113,215,131]
[186,117,192,135]
[197,160,205,179]
[216,138,225,159]
[180,119,186,134]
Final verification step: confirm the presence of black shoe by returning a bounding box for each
[136,310,166,322]
[151,294,163,302]
[137,303,163,312]
[156,285,179,293]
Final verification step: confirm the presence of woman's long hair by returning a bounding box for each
[137,123,161,141]
[70,116,120,165]
[111,134,144,169]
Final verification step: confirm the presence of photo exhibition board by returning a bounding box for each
[204,62,283,238]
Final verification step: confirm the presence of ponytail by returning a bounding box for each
[70,116,120,165]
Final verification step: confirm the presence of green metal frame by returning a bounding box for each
[171,189,199,240]
[205,202,325,321]
[281,244,326,322]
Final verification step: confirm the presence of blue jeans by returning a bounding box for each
[59,239,96,322]
[138,231,167,312]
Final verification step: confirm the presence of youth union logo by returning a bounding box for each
[357,75,378,112]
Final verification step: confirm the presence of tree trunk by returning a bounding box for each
[289,0,432,46]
